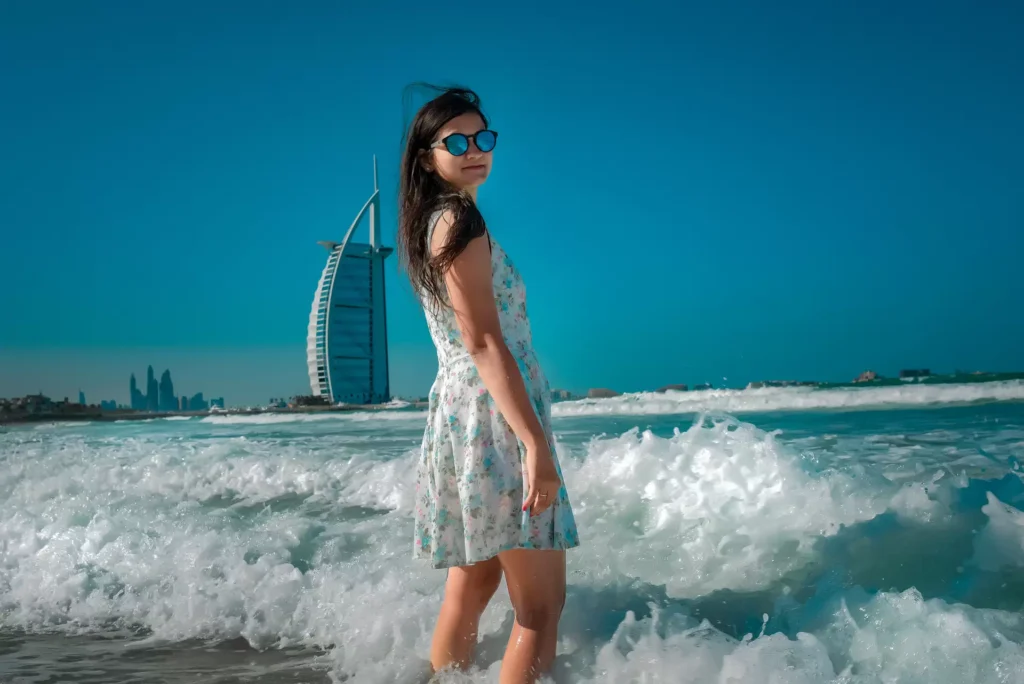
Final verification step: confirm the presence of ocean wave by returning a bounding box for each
[552,380,1024,417]
[200,410,424,426]
[587,588,1024,684]
[200,412,349,425]
[562,415,946,596]
[970,492,1024,572]
[3,411,1023,682]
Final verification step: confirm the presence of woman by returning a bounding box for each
[398,86,580,683]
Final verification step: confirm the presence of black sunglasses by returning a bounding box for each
[429,129,498,156]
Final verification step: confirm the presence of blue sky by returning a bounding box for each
[1,0,1022,406]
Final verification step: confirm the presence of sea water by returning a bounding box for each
[2,381,1024,683]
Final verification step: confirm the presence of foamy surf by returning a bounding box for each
[2,399,1023,682]
[173,380,1024,431]
[552,379,1024,417]
[199,410,425,426]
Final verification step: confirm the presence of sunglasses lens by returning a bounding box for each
[475,130,497,152]
[445,134,469,156]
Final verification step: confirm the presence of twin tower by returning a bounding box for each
[305,158,391,405]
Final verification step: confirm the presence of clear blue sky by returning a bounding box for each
[1,0,1022,406]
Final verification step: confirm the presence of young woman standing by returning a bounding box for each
[398,87,580,683]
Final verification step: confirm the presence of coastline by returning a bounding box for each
[0,402,430,427]
[4,372,1022,427]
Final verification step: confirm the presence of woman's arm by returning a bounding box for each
[431,210,560,514]
[432,210,547,451]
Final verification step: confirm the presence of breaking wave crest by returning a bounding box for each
[3,408,1024,681]
[553,380,1024,417]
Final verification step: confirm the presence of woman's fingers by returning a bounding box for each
[532,492,553,516]
[526,480,556,516]
[522,486,537,513]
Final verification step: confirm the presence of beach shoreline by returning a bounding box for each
[0,402,430,427]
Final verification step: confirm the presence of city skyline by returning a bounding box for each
[1,2,1022,407]
[3,353,1019,411]
[128,365,223,411]
[4,363,231,411]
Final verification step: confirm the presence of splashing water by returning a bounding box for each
[2,389,1024,682]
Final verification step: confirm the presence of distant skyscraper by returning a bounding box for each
[129,373,146,410]
[209,397,225,409]
[78,390,86,405]
[146,366,159,412]
[180,395,189,411]
[159,370,176,412]
[189,392,208,411]
[306,158,391,405]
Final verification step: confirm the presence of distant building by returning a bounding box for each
[899,369,931,380]
[179,396,189,411]
[13,394,53,415]
[854,370,878,383]
[307,159,391,405]
[146,366,159,412]
[292,394,331,407]
[130,373,146,410]
[78,390,86,405]
[550,389,573,402]
[189,392,208,411]
[158,370,176,412]
[587,388,620,399]
[655,384,688,393]
[209,397,224,409]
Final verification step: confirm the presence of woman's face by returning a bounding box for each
[425,112,492,191]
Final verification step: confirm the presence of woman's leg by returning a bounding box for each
[497,548,566,684]
[430,556,504,672]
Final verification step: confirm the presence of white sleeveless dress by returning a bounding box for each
[413,214,580,569]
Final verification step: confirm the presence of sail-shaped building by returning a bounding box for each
[306,159,391,404]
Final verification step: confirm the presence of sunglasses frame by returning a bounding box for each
[429,129,499,156]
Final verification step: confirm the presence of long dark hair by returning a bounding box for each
[398,85,489,310]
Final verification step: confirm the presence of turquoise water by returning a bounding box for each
[2,382,1024,682]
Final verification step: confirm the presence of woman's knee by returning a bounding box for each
[508,580,565,632]
[511,597,563,631]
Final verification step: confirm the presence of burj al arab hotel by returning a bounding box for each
[306,159,391,405]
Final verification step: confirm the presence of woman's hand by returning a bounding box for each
[523,442,562,516]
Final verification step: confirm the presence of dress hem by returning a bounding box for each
[414,538,581,570]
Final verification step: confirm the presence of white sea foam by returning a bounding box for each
[560,416,942,596]
[553,380,1024,417]
[200,410,425,425]
[581,589,1024,683]
[2,409,1022,682]
[200,412,348,425]
[970,492,1024,571]
[180,381,1024,428]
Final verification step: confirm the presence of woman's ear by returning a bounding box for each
[418,149,434,173]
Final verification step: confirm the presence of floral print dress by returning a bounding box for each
[413,213,580,569]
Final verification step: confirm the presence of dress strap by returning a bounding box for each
[426,209,491,255]
[426,210,442,256]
